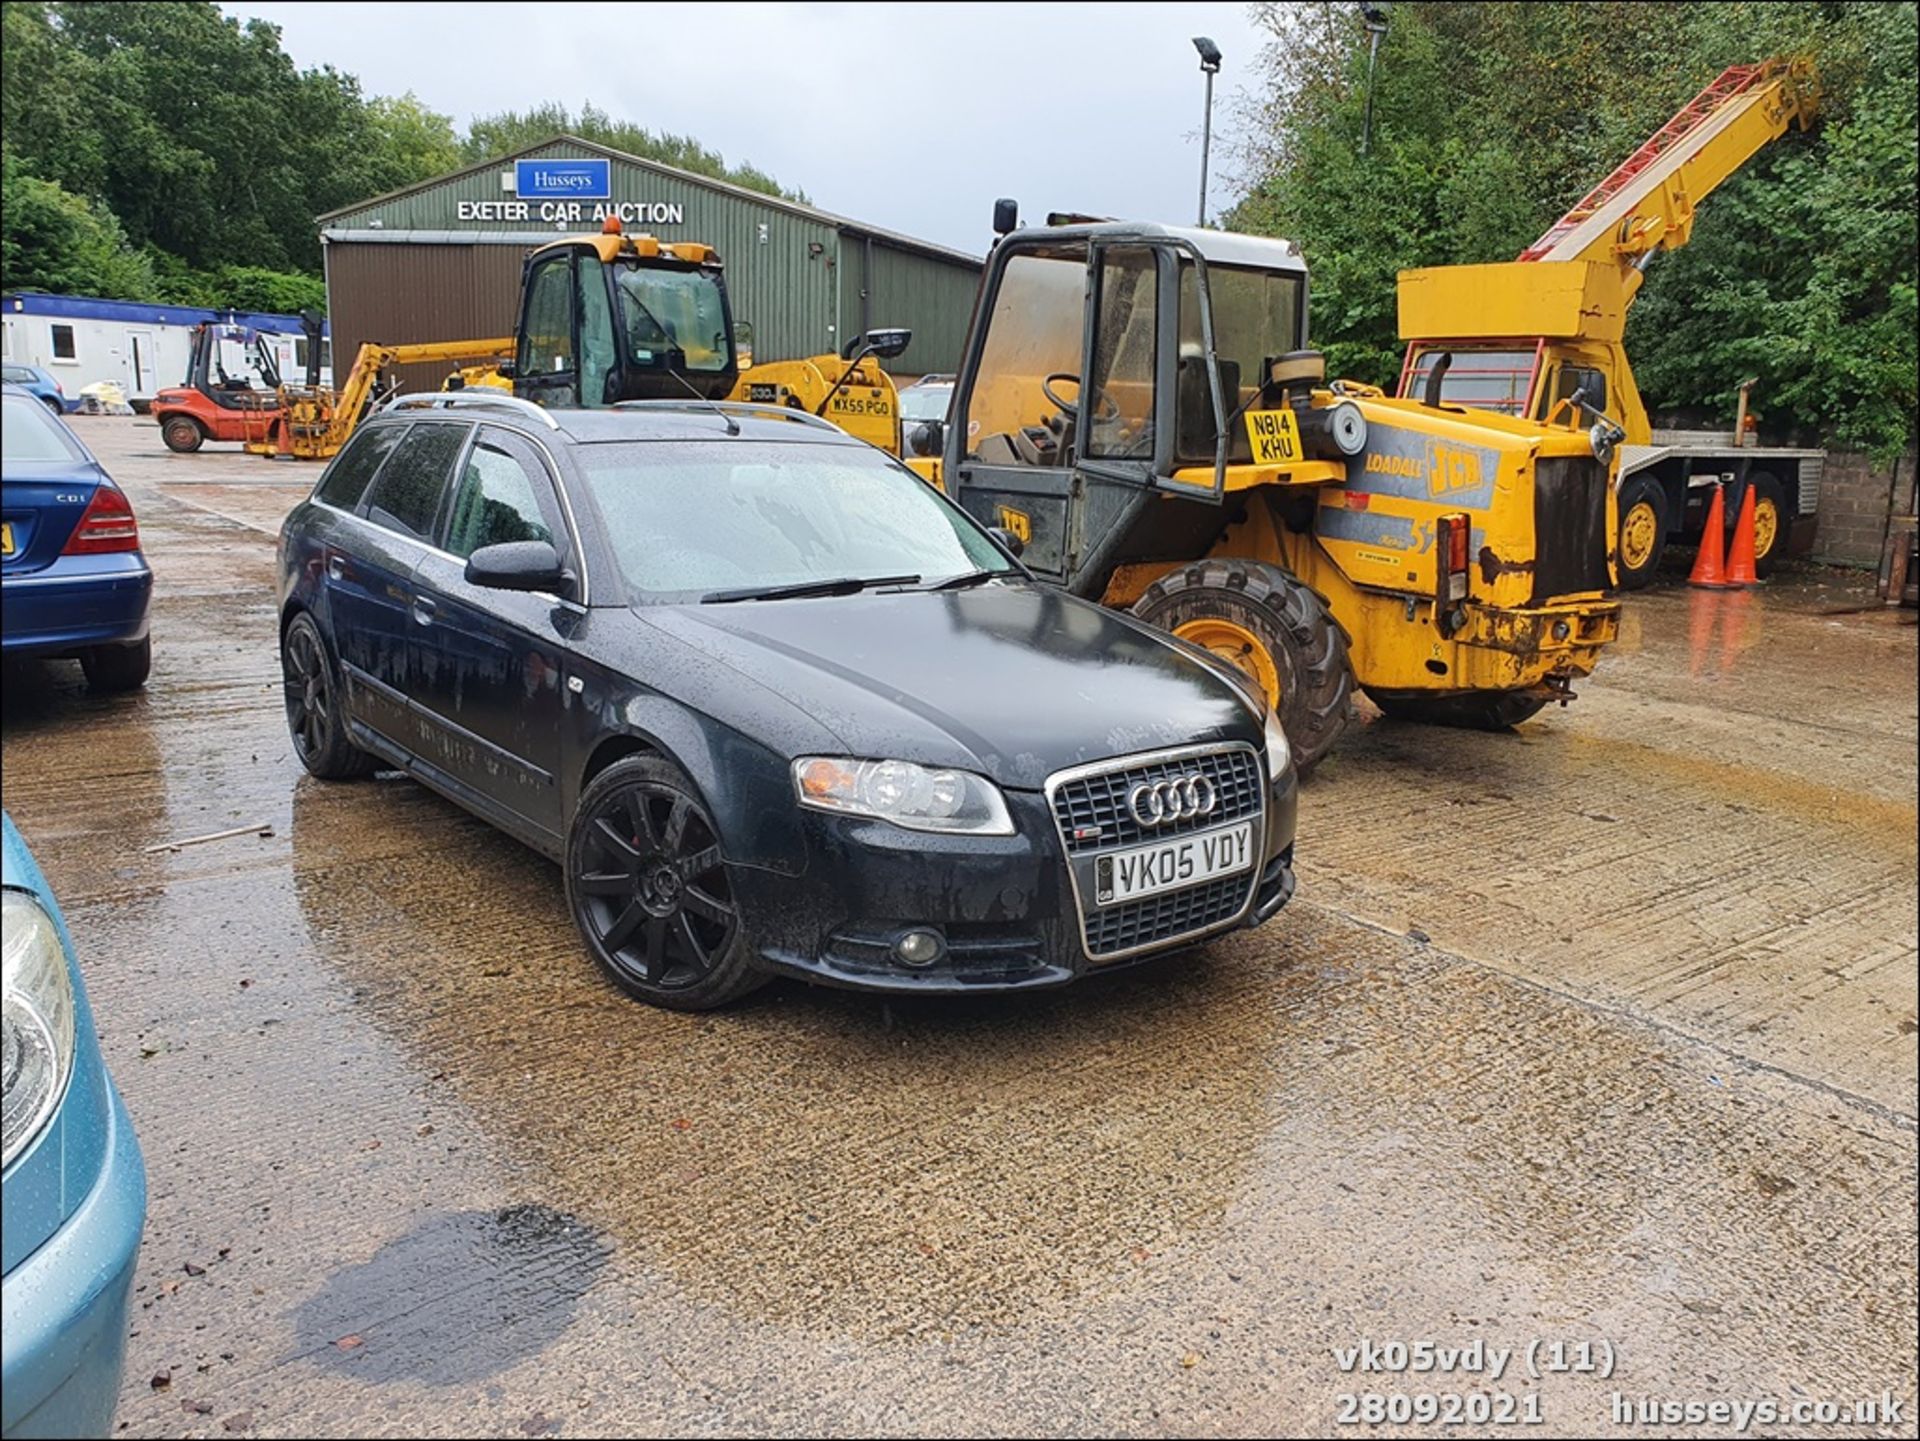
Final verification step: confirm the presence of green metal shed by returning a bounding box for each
[317,136,982,394]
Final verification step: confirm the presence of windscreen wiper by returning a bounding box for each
[924,569,1006,591]
[702,573,922,604]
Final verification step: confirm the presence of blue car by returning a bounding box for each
[0,365,75,416]
[2,813,147,1438]
[1,386,153,691]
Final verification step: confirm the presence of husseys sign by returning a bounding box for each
[515,159,610,198]
[451,158,686,226]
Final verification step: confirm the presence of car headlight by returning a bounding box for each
[793,757,1014,835]
[1262,709,1292,782]
[3,890,76,1169]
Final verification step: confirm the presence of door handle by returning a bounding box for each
[326,554,345,580]
[412,595,436,626]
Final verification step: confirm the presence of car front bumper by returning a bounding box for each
[1,1080,146,1440]
[0,555,152,658]
[732,761,1298,994]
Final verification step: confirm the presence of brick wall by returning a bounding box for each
[1813,448,1918,567]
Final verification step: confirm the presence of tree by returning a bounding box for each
[1,151,158,299]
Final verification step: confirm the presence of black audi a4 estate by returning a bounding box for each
[276,394,1297,1009]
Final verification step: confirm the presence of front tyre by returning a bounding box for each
[1366,689,1547,731]
[161,416,204,453]
[281,611,378,778]
[1133,559,1353,773]
[566,755,767,1011]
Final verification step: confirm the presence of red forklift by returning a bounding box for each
[149,311,323,453]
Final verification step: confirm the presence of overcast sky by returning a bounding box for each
[223,1,1274,255]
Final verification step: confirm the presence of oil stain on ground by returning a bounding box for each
[290,1205,611,1385]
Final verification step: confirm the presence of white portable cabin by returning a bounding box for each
[1,293,330,406]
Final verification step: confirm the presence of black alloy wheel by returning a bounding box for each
[282,612,376,779]
[566,756,765,1010]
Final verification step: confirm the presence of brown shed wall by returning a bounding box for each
[324,242,527,399]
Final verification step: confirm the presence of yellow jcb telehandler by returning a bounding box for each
[923,204,1624,769]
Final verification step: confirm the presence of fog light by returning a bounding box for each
[892,929,943,967]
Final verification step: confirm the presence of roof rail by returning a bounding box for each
[609,399,846,433]
[381,391,561,430]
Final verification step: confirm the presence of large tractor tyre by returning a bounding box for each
[1133,559,1353,774]
[161,416,204,453]
[1614,474,1669,590]
[1366,689,1548,731]
[1737,472,1788,577]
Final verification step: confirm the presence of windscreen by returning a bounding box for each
[1,395,83,461]
[897,385,952,423]
[575,440,1016,602]
[613,264,732,374]
[1403,348,1539,415]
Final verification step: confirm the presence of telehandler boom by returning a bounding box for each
[244,337,516,460]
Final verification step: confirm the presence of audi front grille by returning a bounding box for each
[1046,742,1266,961]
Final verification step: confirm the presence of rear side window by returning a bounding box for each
[314,425,404,511]
[360,422,469,542]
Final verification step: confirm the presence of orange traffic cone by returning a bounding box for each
[1724,482,1760,588]
[1688,484,1731,589]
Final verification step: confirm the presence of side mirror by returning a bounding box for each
[987,525,1026,558]
[863,327,911,360]
[909,420,943,458]
[992,198,1020,236]
[465,540,570,594]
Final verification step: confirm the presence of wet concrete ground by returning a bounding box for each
[4,417,1915,1438]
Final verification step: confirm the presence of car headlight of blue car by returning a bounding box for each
[3,892,77,1169]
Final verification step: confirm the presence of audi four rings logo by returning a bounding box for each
[1127,775,1217,827]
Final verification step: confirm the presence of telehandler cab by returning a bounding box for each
[507,221,911,451]
[935,207,1623,769]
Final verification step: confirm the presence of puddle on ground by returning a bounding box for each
[290,1205,610,1385]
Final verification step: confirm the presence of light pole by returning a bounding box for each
[1193,36,1222,225]
[1360,2,1391,157]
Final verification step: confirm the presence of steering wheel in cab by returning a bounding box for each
[1041,372,1120,422]
[1044,371,1151,460]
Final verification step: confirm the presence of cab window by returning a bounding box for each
[1175,262,1306,464]
[1540,365,1607,420]
[518,256,577,404]
[959,246,1086,468]
[1085,247,1158,461]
